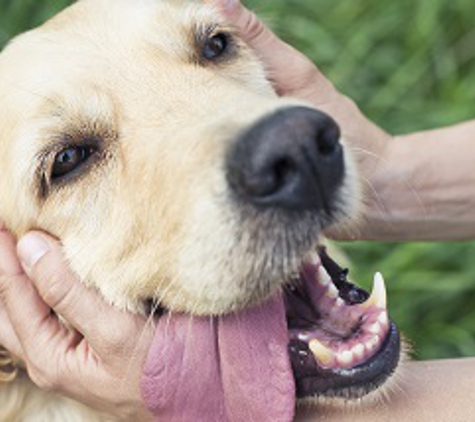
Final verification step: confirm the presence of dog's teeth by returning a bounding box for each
[327,283,339,299]
[352,343,365,360]
[361,272,387,310]
[304,251,320,266]
[367,322,382,335]
[335,297,345,308]
[309,339,334,367]
[337,350,354,367]
[378,311,389,326]
[366,335,380,353]
[297,333,310,342]
[318,266,332,287]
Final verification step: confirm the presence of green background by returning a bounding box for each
[1,0,474,360]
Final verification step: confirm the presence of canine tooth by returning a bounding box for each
[318,266,331,287]
[361,272,387,310]
[378,311,389,327]
[327,283,339,299]
[309,339,334,367]
[337,350,354,366]
[352,343,365,359]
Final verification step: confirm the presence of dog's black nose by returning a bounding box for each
[226,106,345,212]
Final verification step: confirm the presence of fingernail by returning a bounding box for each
[17,233,50,270]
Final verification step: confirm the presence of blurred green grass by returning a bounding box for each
[246,0,475,361]
[1,0,474,361]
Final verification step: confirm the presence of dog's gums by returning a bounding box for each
[149,245,401,402]
[0,0,403,420]
[284,247,400,399]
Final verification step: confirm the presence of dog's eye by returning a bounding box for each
[51,146,96,180]
[202,33,229,61]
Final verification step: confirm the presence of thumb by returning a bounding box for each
[17,232,77,314]
[0,230,78,379]
[17,232,104,339]
[17,232,150,355]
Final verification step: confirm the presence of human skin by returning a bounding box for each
[214,0,475,241]
[295,358,475,422]
[2,229,475,421]
[1,0,475,419]
[0,224,154,421]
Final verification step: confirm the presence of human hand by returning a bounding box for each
[210,0,336,103]
[0,224,154,421]
[211,1,475,241]
[209,0,391,208]
[205,0,401,240]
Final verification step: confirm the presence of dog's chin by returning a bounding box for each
[146,244,402,404]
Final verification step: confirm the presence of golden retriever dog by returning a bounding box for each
[0,0,402,420]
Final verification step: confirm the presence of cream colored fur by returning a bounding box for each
[0,0,359,420]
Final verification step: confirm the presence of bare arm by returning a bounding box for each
[296,358,475,421]
[362,121,475,240]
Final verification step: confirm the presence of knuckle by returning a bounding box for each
[27,364,58,392]
[243,11,267,42]
[0,276,8,302]
[37,270,76,312]
[0,274,16,304]
[40,274,66,306]
[103,325,127,352]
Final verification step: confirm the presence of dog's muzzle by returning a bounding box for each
[221,106,401,400]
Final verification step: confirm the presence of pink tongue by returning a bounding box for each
[141,294,296,421]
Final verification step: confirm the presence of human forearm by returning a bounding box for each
[218,0,475,241]
[296,358,475,421]
[289,78,475,242]
[359,120,475,241]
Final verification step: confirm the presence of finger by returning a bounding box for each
[0,227,72,364]
[208,0,330,98]
[17,232,150,355]
[208,0,281,49]
[0,224,23,276]
[0,302,23,359]
[0,226,40,359]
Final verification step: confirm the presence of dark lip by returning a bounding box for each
[290,321,401,400]
[285,246,401,400]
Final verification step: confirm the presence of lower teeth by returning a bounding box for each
[301,261,391,370]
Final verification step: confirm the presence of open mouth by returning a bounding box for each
[143,246,401,407]
[285,246,401,400]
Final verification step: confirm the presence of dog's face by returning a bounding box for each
[0,0,400,403]
[0,0,357,313]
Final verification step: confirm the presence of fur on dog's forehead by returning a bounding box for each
[1,0,318,314]
[0,0,268,91]
[0,0,271,121]
[0,0,274,226]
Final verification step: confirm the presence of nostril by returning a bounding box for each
[226,106,345,212]
[315,124,340,157]
[244,157,297,199]
[273,158,297,194]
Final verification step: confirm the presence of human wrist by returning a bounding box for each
[356,125,475,241]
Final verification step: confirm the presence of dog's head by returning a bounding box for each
[0,0,400,403]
